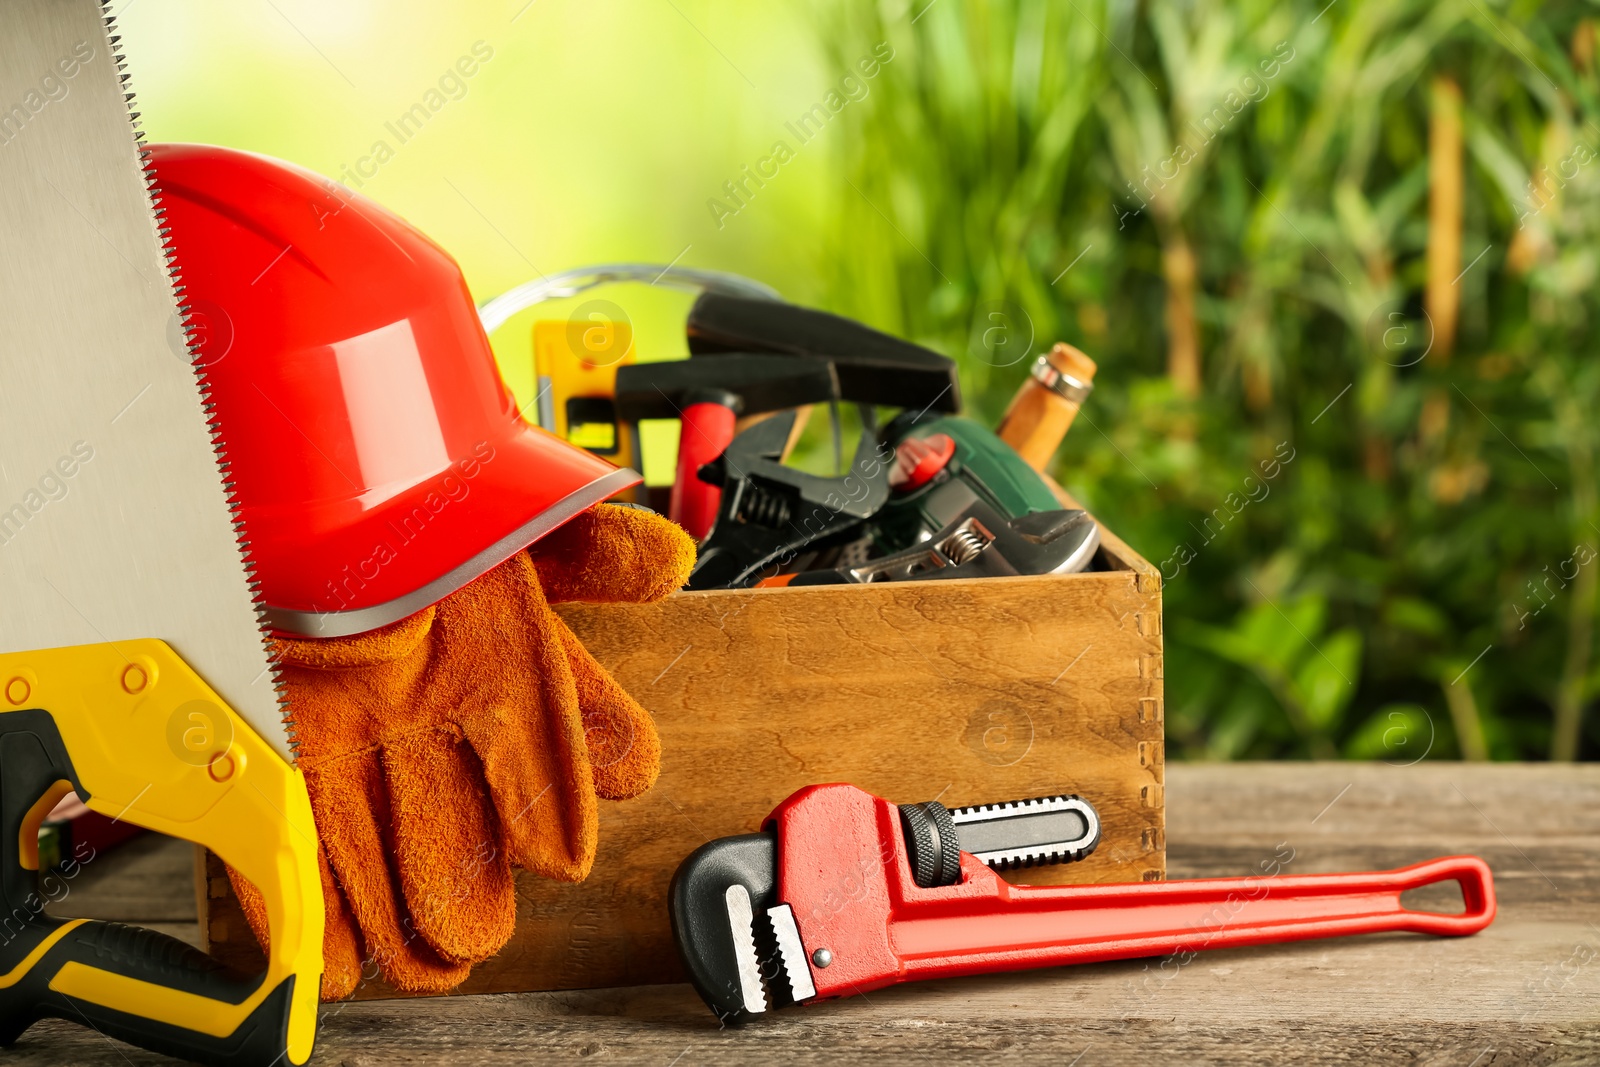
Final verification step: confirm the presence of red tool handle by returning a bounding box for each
[892,854,1495,985]
[669,398,738,541]
[769,786,1496,1003]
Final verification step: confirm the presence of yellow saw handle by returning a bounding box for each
[0,641,321,1066]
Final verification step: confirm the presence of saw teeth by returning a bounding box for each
[122,0,292,738]
[723,884,769,1015]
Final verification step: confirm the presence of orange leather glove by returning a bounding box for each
[229,504,694,999]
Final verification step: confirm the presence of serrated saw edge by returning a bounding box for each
[113,3,295,756]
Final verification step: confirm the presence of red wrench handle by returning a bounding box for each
[893,854,1495,985]
[769,786,1496,1003]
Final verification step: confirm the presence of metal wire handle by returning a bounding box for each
[477,262,781,335]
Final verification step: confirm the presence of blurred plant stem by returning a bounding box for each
[1426,75,1463,363]
[1440,672,1489,760]
[1553,389,1598,761]
[1554,560,1596,759]
[1162,229,1201,398]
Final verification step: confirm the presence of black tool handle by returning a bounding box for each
[0,709,297,1066]
[687,292,962,412]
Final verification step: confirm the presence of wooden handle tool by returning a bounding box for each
[996,343,1097,472]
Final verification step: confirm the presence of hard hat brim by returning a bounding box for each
[256,425,642,638]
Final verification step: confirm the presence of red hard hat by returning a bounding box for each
[148,143,639,638]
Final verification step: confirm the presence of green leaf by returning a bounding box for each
[1293,628,1363,730]
[1383,596,1451,639]
[1238,598,1320,674]
[1184,621,1263,669]
[1345,703,1436,762]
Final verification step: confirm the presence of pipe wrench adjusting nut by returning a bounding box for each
[898,801,962,888]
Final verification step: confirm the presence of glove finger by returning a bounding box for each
[461,692,599,883]
[382,726,516,965]
[457,555,599,879]
[528,504,695,605]
[304,754,471,994]
[224,862,270,956]
[555,619,661,800]
[317,849,364,1002]
[453,563,598,882]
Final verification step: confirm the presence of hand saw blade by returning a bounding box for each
[0,0,287,758]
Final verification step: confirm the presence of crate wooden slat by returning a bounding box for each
[201,495,1163,997]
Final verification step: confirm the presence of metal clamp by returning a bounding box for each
[1030,354,1092,404]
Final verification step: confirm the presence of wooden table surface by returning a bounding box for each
[25,763,1600,1065]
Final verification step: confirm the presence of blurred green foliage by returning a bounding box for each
[119,1,838,440]
[119,0,1600,761]
[815,0,1600,761]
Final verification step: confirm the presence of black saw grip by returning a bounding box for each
[0,709,296,1067]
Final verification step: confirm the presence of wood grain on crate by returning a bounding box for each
[201,509,1165,997]
[39,764,1600,1066]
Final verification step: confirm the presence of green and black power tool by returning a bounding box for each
[673,292,1100,590]
[778,412,1100,586]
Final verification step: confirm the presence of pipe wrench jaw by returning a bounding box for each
[667,831,814,1024]
[947,794,1100,872]
[670,784,1104,1021]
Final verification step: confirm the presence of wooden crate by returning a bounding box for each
[200,504,1164,997]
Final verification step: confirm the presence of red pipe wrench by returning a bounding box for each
[669,783,1496,1022]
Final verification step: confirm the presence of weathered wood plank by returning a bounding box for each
[23,764,1600,1066]
[42,831,195,924]
[14,930,1599,1066]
